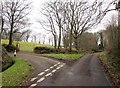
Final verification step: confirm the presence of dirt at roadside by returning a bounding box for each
[99,58,120,88]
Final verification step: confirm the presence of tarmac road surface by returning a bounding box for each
[15,53,113,87]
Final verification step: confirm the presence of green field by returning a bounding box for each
[2,39,53,52]
[41,54,83,60]
[2,57,33,86]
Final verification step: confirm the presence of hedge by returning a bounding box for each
[34,47,78,54]
[2,44,19,53]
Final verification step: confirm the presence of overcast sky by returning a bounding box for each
[27,0,117,43]
[28,0,117,33]
[28,0,49,34]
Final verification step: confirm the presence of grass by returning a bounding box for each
[99,52,120,71]
[41,54,83,60]
[99,52,113,69]
[2,57,33,86]
[99,52,109,63]
[99,52,120,87]
[2,39,53,52]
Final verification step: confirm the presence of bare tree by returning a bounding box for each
[116,0,120,59]
[31,34,37,43]
[34,35,37,43]
[39,3,58,48]
[65,0,116,51]
[103,13,120,71]
[104,15,118,54]
[42,34,46,44]
[48,35,53,45]
[50,1,64,49]
[22,30,31,42]
[78,32,98,51]
[40,0,115,53]
[38,33,41,44]
[2,0,31,45]
[0,2,4,43]
[62,30,69,50]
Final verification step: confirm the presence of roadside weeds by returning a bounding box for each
[98,53,120,88]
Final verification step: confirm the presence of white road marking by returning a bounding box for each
[62,63,66,65]
[45,73,52,77]
[38,72,45,76]
[56,67,61,70]
[44,69,50,72]
[30,77,38,82]
[59,64,64,67]
[57,62,61,65]
[29,63,65,88]
[54,64,58,67]
[50,66,54,69]
[37,77,45,83]
[52,69,57,73]
[29,83,37,88]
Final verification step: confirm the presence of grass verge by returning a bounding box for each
[99,52,120,87]
[99,52,109,64]
[2,57,33,86]
[40,54,83,60]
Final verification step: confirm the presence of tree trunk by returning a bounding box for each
[118,27,120,57]
[58,27,61,49]
[63,36,67,49]
[118,8,120,58]
[0,17,4,43]
[0,18,5,70]
[69,22,73,54]
[9,14,14,45]
[74,37,79,50]
[53,35,57,49]
[9,23,13,45]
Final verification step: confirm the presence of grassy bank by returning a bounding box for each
[41,54,83,60]
[99,52,109,64]
[99,52,120,87]
[99,52,120,71]
[2,39,53,52]
[2,57,33,86]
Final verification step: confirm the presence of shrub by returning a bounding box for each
[2,47,14,71]
[34,46,78,54]
[91,48,102,53]
[2,44,19,52]
[34,47,57,54]
[108,55,120,72]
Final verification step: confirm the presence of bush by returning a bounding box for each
[34,47,78,54]
[2,44,19,52]
[91,48,103,53]
[108,55,120,72]
[34,47,57,54]
[2,47,14,71]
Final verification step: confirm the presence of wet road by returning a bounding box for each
[16,53,113,87]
